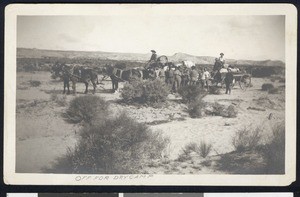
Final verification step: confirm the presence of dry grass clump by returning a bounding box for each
[50,93,67,106]
[64,95,109,124]
[197,141,213,158]
[180,141,213,159]
[47,113,170,174]
[218,122,285,174]
[121,79,170,106]
[261,83,274,91]
[232,126,263,152]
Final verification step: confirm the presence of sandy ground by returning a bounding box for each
[15,71,285,173]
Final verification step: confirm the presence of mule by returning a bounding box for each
[102,64,148,92]
[51,64,99,94]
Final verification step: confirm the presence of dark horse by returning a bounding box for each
[51,63,99,94]
[101,64,150,92]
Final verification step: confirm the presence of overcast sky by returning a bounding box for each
[17,15,285,61]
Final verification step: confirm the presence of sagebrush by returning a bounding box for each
[64,95,109,124]
[187,100,206,118]
[232,126,263,152]
[178,85,207,103]
[121,79,170,106]
[48,113,169,173]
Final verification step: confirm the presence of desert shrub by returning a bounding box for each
[177,150,192,162]
[50,93,67,106]
[205,102,238,118]
[181,141,212,158]
[121,79,169,106]
[48,113,169,173]
[29,80,41,87]
[232,126,263,152]
[262,83,274,91]
[64,95,109,124]
[178,85,207,103]
[211,102,225,116]
[188,100,207,118]
[183,142,198,154]
[224,105,238,118]
[268,87,279,94]
[262,122,285,174]
[208,86,221,95]
[197,141,212,158]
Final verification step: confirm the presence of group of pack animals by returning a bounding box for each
[50,57,230,95]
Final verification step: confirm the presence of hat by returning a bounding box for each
[151,50,156,53]
[220,53,224,55]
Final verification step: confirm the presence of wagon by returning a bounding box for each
[211,68,252,90]
[145,55,169,68]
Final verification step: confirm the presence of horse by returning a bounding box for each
[101,64,145,92]
[51,64,99,94]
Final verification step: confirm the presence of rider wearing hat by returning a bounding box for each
[218,53,225,65]
[149,50,157,62]
[146,50,158,69]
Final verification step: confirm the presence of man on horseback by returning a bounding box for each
[146,50,157,69]
[213,53,225,71]
[149,50,157,63]
[212,53,226,84]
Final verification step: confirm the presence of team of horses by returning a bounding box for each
[51,58,230,94]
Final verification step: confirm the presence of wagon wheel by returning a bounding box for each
[231,78,236,88]
[239,75,251,90]
[157,55,168,65]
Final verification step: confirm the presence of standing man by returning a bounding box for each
[189,66,199,85]
[224,68,234,94]
[201,68,211,89]
[165,65,175,87]
[173,67,182,93]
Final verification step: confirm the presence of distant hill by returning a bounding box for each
[17,48,285,67]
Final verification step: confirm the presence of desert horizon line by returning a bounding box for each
[17,47,285,63]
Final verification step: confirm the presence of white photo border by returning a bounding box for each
[4,3,297,186]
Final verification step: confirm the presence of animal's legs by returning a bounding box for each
[72,79,76,95]
[92,82,96,94]
[63,81,66,94]
[84,82,88,94]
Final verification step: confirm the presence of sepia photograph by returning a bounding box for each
[4,4,297,185]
